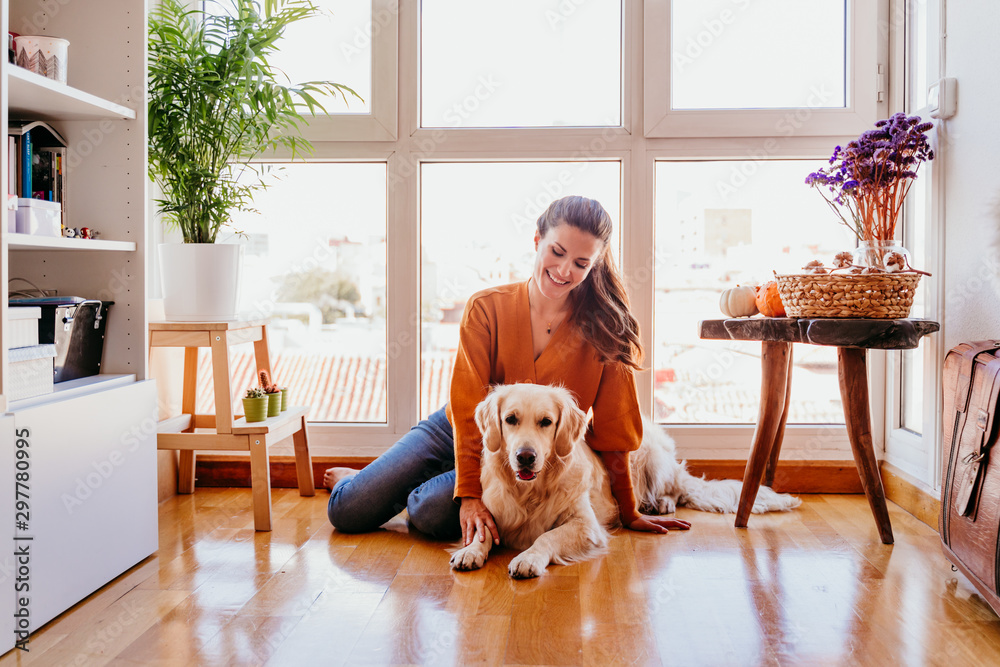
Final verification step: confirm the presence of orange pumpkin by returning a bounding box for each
[755,281,786,317]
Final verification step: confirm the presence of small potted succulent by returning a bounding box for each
[242,387,269,423]
[259,370,284,417]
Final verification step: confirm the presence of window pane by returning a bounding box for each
[421,0,622,127]
[901,173,928,433]
[906,0,929,112]
[208,0,373,114]
[274,0,372,113]
[420,162,621,417]
[654,160,855,424]
[671,0,847,110]
[202,164,388,423]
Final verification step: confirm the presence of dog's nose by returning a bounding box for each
[516,448,536,468]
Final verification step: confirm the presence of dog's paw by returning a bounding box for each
[450,545,487,571]
[508,551,547,579]
[656,496,677,514]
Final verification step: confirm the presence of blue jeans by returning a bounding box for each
[327,407,461,540]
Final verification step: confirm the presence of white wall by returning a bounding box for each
[942,1,1000,348]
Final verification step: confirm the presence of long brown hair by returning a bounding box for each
[536,196,644,370]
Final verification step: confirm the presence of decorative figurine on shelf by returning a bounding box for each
[63,227,77,238]
[79,227,91,239]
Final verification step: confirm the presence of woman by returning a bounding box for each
[325,195,691,545]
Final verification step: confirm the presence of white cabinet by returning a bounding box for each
[0,415,12,655]
[1,0,156,646]
[11,380,158,630]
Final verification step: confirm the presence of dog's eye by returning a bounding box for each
[505,414,518,426]
[539,417,553,428]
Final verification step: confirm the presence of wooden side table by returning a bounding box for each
[699,317,940,544]
[149,319,315,531]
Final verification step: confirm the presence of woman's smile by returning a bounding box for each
[545,270,570,286]
[532,224,603,301]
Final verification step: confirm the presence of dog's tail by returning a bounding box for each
[673,469,801,514]
[632,419,801,515]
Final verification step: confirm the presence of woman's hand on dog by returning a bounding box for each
[460,497,501,546]
[627,515,692,533]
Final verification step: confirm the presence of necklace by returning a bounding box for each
[534,305,564,335]
[528,279,566,336]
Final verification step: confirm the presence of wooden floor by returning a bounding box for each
[4,489,1000,666]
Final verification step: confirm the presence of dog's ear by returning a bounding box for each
[554,396,587,457]
[474,389,503,453]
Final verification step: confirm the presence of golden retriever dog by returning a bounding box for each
[450,383,800,578]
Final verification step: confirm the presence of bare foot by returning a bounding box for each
[323,467,357,491]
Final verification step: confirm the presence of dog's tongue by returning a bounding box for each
[517,469,536,481]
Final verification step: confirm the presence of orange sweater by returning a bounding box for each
[447,281,643,525]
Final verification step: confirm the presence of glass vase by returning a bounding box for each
[852,239,911,272]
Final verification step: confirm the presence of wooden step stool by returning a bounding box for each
[149,319,315,531]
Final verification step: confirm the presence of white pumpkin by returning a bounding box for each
[719,285,758,318]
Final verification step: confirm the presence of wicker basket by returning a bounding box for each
[776,272,921,319]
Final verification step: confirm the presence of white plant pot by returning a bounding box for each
[159,243,244,321]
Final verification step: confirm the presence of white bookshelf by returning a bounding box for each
[6,233,136,251]
[7,67,136,121]
[1,0,157,651]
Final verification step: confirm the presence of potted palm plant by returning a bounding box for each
[148,0,359,320]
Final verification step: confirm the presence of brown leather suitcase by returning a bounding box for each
[941,340,1000,615]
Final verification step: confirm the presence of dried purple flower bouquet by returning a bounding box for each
[805,113,934,243]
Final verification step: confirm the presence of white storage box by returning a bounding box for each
[8,344,56,401]
[6,194,16,233]
[14,35,70,84]
[15,197,61,237]
[8,306,41,348]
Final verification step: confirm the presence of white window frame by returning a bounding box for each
[298,0,398,141]
[883,0,945,490]
[250,0,898,462]
[643,0,886,138]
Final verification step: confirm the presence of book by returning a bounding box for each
[19,128,30,198]
[8,120,67,222]
[7,135,15,196]
[32,148,53,200]
[43,147,66,228]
